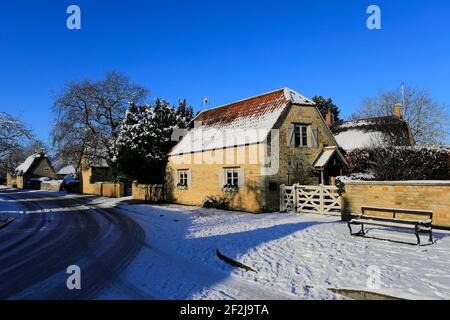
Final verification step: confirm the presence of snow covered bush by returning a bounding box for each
[346,145,450,181]
[111,99,193,184]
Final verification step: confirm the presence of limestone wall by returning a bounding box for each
[342,181,450,228]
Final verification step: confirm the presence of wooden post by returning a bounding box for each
[294,185,299,213]
[320,185,324,214]
[280,184,285,212]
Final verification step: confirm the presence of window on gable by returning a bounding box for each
[294,124,308,147]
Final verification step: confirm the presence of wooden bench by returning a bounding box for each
[348,206,433,245]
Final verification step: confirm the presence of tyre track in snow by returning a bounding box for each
[0,190,145,299]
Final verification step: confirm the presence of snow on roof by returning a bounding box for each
[313,147,348,169]
[334,129,385,152]
[57,165,76,175]
[15,153,43,175]
[331,116,412,152]
[170,88,314,155]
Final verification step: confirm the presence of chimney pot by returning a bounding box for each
[326,111,335,126]
[394,103,402,119]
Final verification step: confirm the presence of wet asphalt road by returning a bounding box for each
[0,188,145,299]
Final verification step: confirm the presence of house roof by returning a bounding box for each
[170,88,315,155]
[330,116,414,152]
[57,165,76,176]
[313,146,349,169]
[15,153,46,176]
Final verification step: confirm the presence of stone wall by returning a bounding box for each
[6,172,15,187]
[101,183,125,198]
[41,181,63,192]
[16,176,24,189]
[132,183,165,202]
[342,181,450,228]
[263,105,339,211]
[167,144,266,212]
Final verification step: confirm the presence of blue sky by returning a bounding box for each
[1,0,449,144]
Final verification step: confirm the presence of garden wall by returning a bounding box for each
[40,181,63,192]
[132,183,165,202]
[342,181,450,228]
[6,172,15,187]
[101,183,125,198]
[81,182,124,198]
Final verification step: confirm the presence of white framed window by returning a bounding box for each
[177,169,190,187]
[226,168,239,187]
[219,168,244,189]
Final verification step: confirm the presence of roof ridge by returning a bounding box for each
[195,88,287,117]
[341,115,401,123]
[193,87,314,122]
[283,88,315,105]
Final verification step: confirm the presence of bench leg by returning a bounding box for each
[348,222,354,236]
[415,225,421,246]
[360,224,366,236]
[429,228,434,244]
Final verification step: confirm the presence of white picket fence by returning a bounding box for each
[280,184,342,215]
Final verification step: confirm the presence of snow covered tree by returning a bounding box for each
[176,99,194,129]
[0,112,32,175]
[111,99,193,183]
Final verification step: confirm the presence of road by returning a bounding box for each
[0,188,301,300]
[0,188,145,299]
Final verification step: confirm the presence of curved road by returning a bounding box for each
[0,188,145,299]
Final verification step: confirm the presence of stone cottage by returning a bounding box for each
[166,88,348,213]
[14,151,57,189]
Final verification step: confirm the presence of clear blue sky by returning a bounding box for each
[1,0,449,145]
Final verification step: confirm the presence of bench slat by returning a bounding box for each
[361,206,433,217]
[350,219,431,230]
[350,214,432,225]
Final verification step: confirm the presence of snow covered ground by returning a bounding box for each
[1,188,449,300]
[93,198,450,300]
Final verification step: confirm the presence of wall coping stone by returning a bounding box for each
[344,180,450,186]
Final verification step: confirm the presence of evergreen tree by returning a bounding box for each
[312,96,341,122]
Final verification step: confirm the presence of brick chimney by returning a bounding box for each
[394,103,402,119]
[326,111,335,126]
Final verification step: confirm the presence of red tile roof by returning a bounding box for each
[170,88,314,155]
[194,88,313,128]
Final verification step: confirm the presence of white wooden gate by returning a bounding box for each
[280,184,342,215]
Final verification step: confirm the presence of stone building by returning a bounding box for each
[14,151,57,189]
[167,88,348,213]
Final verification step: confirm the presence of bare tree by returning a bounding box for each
[52,71,148,169]
[352,85,449,144]
[0,112,32,174]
